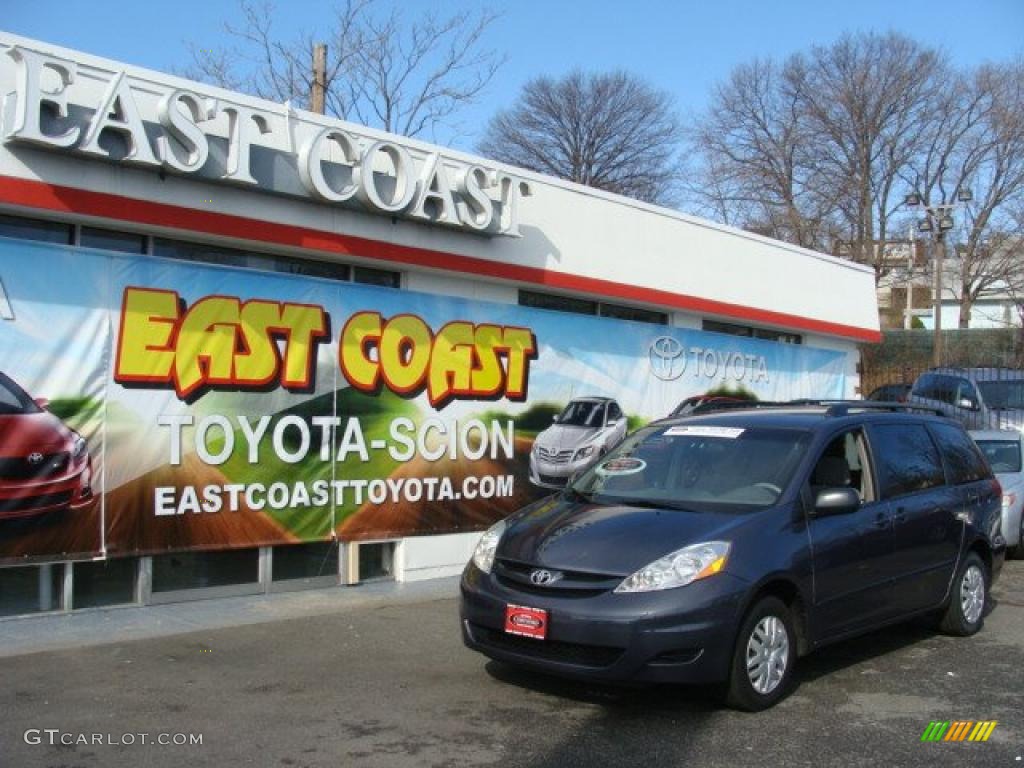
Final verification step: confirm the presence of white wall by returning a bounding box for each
[396,532,482,583]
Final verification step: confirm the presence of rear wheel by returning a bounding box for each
[725,596,796,711]
[939,552,988,636]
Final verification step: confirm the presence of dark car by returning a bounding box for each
[866,383,911,403]
[908,367,1024,430]
[460,403,1005,710]
[0,372,96,519]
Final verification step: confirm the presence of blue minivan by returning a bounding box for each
[460,403,1005,710]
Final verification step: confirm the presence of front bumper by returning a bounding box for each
[460,562,749,684]
[528,453,595,489]
[0,459,96,519]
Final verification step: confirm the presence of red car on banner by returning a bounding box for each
[0,372,96,519]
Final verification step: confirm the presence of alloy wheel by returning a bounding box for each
[745,615,790,695]
[960,564,985,626]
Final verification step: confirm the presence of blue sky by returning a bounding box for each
[5,0,1023,150]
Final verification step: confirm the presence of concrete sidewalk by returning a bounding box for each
[0,576,461,658]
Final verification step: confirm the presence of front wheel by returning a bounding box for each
[725,596,796,711]
[939,552,988,636]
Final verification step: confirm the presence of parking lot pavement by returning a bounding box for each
[1,563,1021,768]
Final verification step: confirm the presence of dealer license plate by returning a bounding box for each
[504,604,548,640]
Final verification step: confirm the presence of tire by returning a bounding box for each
[939,552,988,636]
[725,596,797,712]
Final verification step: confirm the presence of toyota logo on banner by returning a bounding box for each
[649,336,686,381]
[530,569,562,586]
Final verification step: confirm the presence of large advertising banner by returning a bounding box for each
[0,237,848,563]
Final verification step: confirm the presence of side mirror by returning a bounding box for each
[607,418,620,428]
[957,397,979,411]
[552,414,558,422]
[34,397,49,410]
[813,487,861,517]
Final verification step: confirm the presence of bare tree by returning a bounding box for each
[477,71,683,206]
[685,59,837,249]
[906,60,1024,327]
[182,0,503,140]
[688,33,953,283]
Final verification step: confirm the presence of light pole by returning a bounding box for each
[904,190,972,367]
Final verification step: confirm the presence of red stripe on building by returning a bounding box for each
[0,174,881,342]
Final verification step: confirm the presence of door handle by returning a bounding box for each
[874,512,890,529]
[892,507,907,524]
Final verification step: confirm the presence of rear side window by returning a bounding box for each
[929,423,991,484]
[869,424,946,498]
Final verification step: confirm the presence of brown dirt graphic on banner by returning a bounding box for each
[105,454,299,555]
[0,501,102,562]
[339,437,541,541]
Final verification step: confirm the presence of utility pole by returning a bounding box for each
[311,43,327,115]
[905,226,916,330]
[904,189,972,367]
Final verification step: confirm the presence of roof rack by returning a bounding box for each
[686,399,947,418]
[818,400,947,418]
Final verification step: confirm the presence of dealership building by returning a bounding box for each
[0,32,880,617]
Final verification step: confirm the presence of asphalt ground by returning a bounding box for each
[1,562,1022,768]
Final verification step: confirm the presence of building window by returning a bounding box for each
[272,542,339,582]
[0,214,73,245]
[151,549,260,593]
[703,319,802,345]
[599,302,668,325]
[519,289,666,325]
[80,226,146,254]
[0,564,63,616]
[353,265,402,288]
[153,237,401,287]
[72,558,137,608]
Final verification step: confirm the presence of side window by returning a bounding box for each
[934,376,958,405]
[608,403,622,422]
[955,378,978,408]
[913,374,936,399]
[869,424,946,498]
[809,429,875,503]
[929,422,991,484]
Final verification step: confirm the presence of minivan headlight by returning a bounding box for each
[615,541,730,593]
[472,520,506,574]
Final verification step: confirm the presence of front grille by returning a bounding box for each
[469,623,624,668]
[536,447,574,464]
[0,490,73,514]
[537,473,568,487]
[0,452,70,481]
[495,559,621,597]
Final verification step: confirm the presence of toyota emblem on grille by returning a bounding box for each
[27,452,45,465]
[530,569,561,586]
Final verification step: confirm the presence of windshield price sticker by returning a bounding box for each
[663,426,746,439]
[596,457,647,476]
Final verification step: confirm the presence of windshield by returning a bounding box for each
[556,401,605,427]
[977,380,1024,410]
[975,439,1022,473]
[0,373,40,416]
[570,423,810,512]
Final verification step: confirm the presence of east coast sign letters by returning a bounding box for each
[1,44,532,236]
